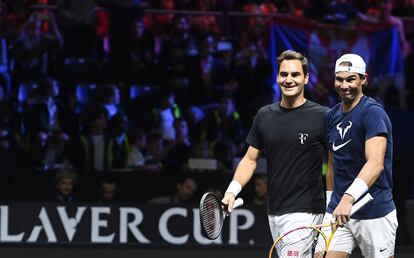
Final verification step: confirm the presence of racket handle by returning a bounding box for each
[350,193,373,216]
[233,198,244,209]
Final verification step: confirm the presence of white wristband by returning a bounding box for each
[326,191,333,208]
[345,178,368,201]
[225,180,242,197]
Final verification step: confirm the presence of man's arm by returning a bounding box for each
[222,146,260,211]
[326,151,334,191]
[233,146,260,187]
[357,135,387,186]
[333,135,387,225]
[325,151,334,207]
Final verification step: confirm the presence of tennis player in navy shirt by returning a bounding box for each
[324,53,398,258]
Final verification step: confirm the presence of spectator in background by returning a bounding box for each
[149,175,198,204]
[369,0,409,108]
[210,38,237,97]
[188,0,220,35]
[128,18,153,84]
[252,175,268,206]
[193,35,216,103]
[99,0,148,82]
[205,92,245,150]
[57,0,97,58]
[27,76,64,134]
[66,106,109,170]
[159,16,196,92]
[186,105,206,142]
[127,129,146,169]
[11,11,62,84]
[97,179,117,203]
[164,118,192,171]
[107,113,130,169]
[377,0,410,57]
[95,84,124,119]
[233,38,273,119]
[242,1,280,39]
[47,168,77,203]
[143,131,170,172]
[152,90,182,142]
[43,131,70,171]
[60,88,82,137]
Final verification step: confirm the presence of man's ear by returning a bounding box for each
[304,73,309,85]
[362,74,368,86]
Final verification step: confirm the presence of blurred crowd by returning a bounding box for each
[0,0,413,204]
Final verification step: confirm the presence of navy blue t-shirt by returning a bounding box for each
[324,96,395,219]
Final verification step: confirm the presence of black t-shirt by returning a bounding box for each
[246,100,328,215]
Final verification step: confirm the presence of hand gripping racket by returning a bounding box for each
[199,192,244,240]
[268,193,373,258]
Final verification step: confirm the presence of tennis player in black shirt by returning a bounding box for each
[222,50,329,243]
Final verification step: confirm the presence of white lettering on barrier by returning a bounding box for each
[119,207,150,243]
[0,205,258,244]
[228,209,255,244]
[27,207,57,242]
[159,208,189,244]
[0,206,24,242]
[57,206,86,241]
[91,207,115,243]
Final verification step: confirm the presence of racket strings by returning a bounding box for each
[200,195,224,239]
[272,228,327,258]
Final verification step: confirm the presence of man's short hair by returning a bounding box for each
[277,50,309,75]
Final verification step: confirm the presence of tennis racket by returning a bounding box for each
[199,192,244,240]
[268,193,373,258]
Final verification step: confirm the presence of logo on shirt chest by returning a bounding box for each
[332,121,352,151]
[298,133,309,144]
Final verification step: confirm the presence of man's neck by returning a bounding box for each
[280,96,306,109]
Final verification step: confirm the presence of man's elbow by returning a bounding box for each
[375,161,385,175]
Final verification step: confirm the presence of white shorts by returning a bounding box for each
[322,209,398,257]
[268,213,324,258]
[268,212,324,241]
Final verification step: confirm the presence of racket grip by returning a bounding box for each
[350,193,373,216]
[233,198,244,209]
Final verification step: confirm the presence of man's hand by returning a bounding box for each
[222,192,236,213]
[332,194,355,226]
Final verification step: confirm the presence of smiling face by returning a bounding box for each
[277,59,309,99]
[334,71,366,106]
